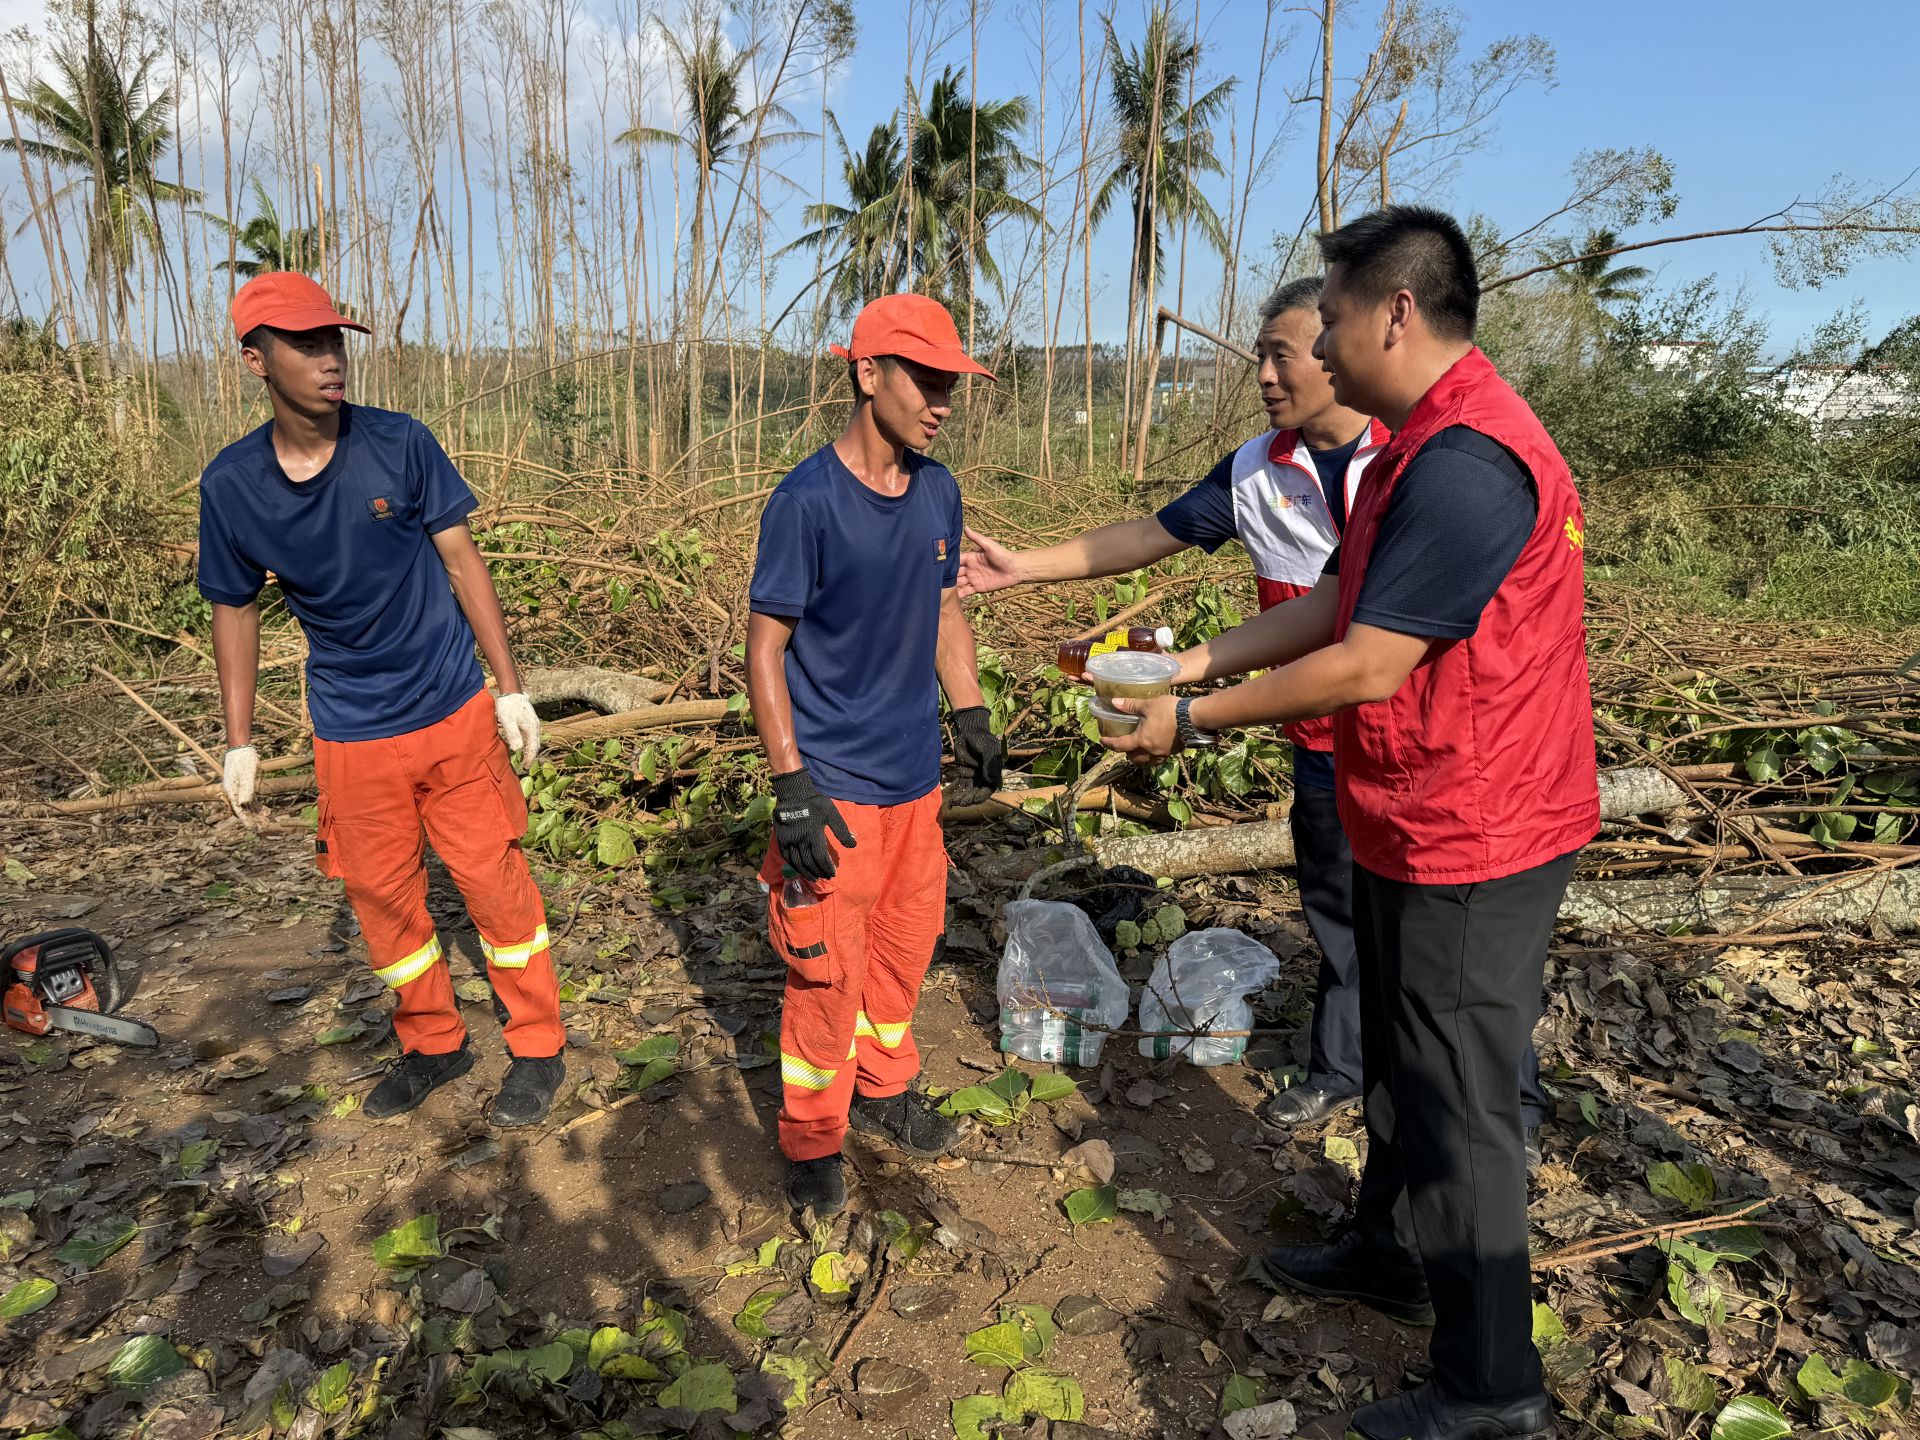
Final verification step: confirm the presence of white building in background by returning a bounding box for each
[1646,338,1917,436]
[1771,366,1916,435]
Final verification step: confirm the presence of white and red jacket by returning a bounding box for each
[1224,418,1390,752]
[1332,348,1600,884]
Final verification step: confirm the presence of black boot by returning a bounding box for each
[786,1155,846,1216]
[1352,1380,1552,1440]
[849,1089,963,1159]
[1262,1083,1361,1127]
[490,1054,565,1127]
[1257,1229,1435,1327]
[364,1041,475,1119]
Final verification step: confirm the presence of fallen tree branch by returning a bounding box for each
[1531,1199,1775,1272]
[521,667,671,712]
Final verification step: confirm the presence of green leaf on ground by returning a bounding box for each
[1709,1396,1792,1440]
[1116,1189,1172,1220]
[522,1342,574,1382]
[177,1139,220,1176]
[619,1057,678,1092]
[1219,1373,1262,1416]
[55,1217,137,1271]
[1004,1303,1057,1360]
[1004,1369,1086,1422]
[1530,1302,1565,1348]
[1665,1356,1719,1412]
[106,1334,185,1396]
[1323,1134,1361,1172]
[952,1395,1011,1440]
[659,1362,737,1413]
[726,1236,785,1276]
[614,1033,679,1064]
[985,1067,1030,1103]
[0,1277,58,1319]
[1028,1073,1078,1104]
[371,1215,443,1271]
[309,1360,352,1415]
[1064,1185,1117,1226]
[1647,1161,1716,1210]
[734,1287,789,1339]
[965,1320,1027,1369]
[596,820,638,867]
[315,1023,366,1046]
[809,1252,850,1296]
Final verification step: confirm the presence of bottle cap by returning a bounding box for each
[1153,625,1174,650]
[780,864,798,880]
[1084,650,1182,685]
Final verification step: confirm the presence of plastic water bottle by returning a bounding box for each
[1000,982,1108,1067]
[781,866,820,910]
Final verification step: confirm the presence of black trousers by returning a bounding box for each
[1350,849,1579,1402]
[1290,784,1547,1127]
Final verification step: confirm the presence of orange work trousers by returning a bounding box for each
[762,787,948,1160]
[312,689,564,1059]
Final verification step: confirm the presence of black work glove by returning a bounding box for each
[947,706,1005,807]
[770,769,855,882]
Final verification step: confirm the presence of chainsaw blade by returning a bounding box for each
[44,1005,158,1047]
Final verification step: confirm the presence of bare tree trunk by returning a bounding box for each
[0,63,90,396]
[1316,0,1335,234]
[1078,0,1094,473]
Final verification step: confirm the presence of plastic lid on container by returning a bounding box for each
[1084,649,1182,685]
[1087,696,1141,729]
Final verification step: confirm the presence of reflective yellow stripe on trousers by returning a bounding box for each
[373,934,443,989]
[855,1011,910,1048]
[480,923,550,970]
[780,1052,839,1091]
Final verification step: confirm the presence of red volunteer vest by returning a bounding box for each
[1332,348,1600,884]
[1229,419,1389,752]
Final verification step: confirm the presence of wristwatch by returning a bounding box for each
[1174,696,1215,749]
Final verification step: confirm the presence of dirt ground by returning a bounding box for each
[3,808,1918,1440]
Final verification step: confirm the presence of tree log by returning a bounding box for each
[521,666,671,711]
[980,765,1727,885]
[542,699,732,744]
[1558,867,1920,935]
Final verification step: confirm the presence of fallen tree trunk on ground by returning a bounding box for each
[1557,867,1920,935]
[521,667,670,712]
[981,764,1737,885]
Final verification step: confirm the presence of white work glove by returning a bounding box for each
[495,692,541,765]
[223,744,258,808]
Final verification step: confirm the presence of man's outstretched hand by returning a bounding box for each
[956,527,1027,599]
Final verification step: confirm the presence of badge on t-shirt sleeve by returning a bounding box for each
[368,496,395,521]
[933,536,949,563]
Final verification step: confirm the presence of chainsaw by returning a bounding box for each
[3,928,158,1047]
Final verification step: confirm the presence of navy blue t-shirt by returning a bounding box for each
[1157,430,1365,552]
[749,445,964,804]
[197,404,485,742]
[1324,425,1538,638]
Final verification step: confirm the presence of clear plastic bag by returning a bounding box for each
[996,899,1129,1067]
[1137,928,1281,1066]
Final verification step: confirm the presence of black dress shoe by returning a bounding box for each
[786,1154,846,1216]
[490,1054,566,1127]
[1352,1379,1552,1439]
[1257,1229,1435,1327]
[1262,1084,1361,1127]
[364,1041,475,1118]
[849,1088,963,1158]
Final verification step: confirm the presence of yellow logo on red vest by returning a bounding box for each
[1563,516,1583,551]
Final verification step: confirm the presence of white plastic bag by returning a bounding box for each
[1137,928,1281,1065]
[996,899,1129,1067]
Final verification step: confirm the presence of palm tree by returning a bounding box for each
[899,66,1037,308]
[203,179,331,279]
[15,39,201,340]
[783,69,1034,324]
[1541,228,1653,308]
[617,9,803,448]
[783,116,905,321]
[1093,7,1235,447]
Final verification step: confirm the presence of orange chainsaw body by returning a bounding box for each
[4,929,111,1037]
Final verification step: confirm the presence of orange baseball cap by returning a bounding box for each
[230,272,369,343]
[831,293,994,380]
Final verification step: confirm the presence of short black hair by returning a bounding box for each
[1257,274,1325,327]
[847,352,899,395]
[1317,205,1479,341]
[239,325,271,352]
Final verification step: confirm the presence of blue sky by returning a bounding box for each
[0,0,1913,356]
[820,0,1919,354]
